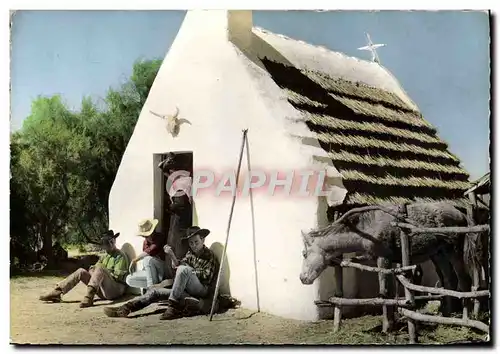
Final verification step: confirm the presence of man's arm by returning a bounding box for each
[112,254,129,283]
[165,245,188,269]
[194,253,217,285]
[90,255,105,270]
[174,253,190,269]
[169,194,191,215]
[136,235,163,261]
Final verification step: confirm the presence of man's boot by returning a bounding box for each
[183,296,202,316]
[160,299,182,320]
[79,285,97,308]
[103,303,133,318]
[39,287,63,302]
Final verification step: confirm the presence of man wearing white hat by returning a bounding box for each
[125,218,167,291]
[103,226,218,320]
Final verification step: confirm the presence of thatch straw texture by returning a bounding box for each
[260,57,471,207]
[325,151,466,176]
[329,93,433,129]
[305,70,414,112]
[303,112,445,147]
[347,193,471,210]
[315,133,459,161]
[283,89,327,108]
[341,170,471,190]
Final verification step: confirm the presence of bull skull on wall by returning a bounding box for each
[149,106,191,138]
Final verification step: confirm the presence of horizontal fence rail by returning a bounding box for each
[315,202,490,344]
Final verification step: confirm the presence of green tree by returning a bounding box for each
[10,58,163,267]
[13,96,88,265]
[68,58,162,244]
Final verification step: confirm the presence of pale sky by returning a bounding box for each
[10,10,490,180]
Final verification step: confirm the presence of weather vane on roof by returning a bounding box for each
[357,32,385,64]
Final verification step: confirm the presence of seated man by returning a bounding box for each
[126,218,166,291]
[104,226,217,320]
[39,230,129,308]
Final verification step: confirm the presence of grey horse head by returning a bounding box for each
[299,229,328,285]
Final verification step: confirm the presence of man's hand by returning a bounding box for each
[163,245,175,257]
[164,245,179,265]
[90,263,102,271]
[129,259,138,274]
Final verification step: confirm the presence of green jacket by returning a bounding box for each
[94,249,129,283]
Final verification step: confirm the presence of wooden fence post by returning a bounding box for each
[332,210,342,333]
[377,257,394,332]
[466,192,481,318]
[333,264,343,332]
[398,204,417,344]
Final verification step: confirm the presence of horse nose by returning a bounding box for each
[299,273,307,284]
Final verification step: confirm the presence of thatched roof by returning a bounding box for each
[464,172,490,196]
[259,57,472,209]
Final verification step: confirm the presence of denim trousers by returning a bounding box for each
[126,255,165,289]
[126,265,208,312]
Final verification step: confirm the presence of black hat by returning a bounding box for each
[158,152,178,171]
[101,230,120,245]
[182,226,210,241]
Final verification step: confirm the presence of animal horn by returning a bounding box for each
[172,106,179,119]
[301,230,311,246]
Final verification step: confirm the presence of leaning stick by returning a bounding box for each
[399,308,490,334]
[396,275,490,299]
[315,294,444,308]
[209,129,248,321]
[335,205,417,226]
[391,222,489,235]
[245,136,260,313]
[339,259,416,274]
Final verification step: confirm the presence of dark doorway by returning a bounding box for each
[153,151,193,255]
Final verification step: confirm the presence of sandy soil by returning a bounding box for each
[10,274,487,345]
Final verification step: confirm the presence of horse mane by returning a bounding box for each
[310,201,464,241]
[308,222,345,238]
[308,210,376,238]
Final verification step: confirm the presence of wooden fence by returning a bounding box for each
[315,204,490,344]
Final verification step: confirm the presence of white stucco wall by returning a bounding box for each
[108,10,348,321]
[109,9,428,321]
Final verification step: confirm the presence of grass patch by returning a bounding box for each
[290,315,488,345]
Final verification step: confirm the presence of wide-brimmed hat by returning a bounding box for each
[158,152,178,171]
[182,226,210,241]
[101,230,120,245]
[136,218,159,237]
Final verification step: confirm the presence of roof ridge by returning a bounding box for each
[253,26,421,112]
[253,26,378,67]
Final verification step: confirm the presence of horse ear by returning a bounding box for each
[301,230,311,246]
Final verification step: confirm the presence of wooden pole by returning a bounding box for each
[315,295,444,307]
[398,204,417,344]
[332,264,343,333]
[396,275,490,299]
[209,129,248,321]
[335,205,417,226]
[332,210,342,333]
[391,222,489,234]
[467,192,481,318]
[377,257,394,333]
[245,135,260,313]
[394,262,402,314]
[338,260,416,274]
[399,308,489,334]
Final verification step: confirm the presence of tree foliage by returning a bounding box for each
[10,59,162,267]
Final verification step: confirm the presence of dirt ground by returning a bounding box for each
[10,273,488,345]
